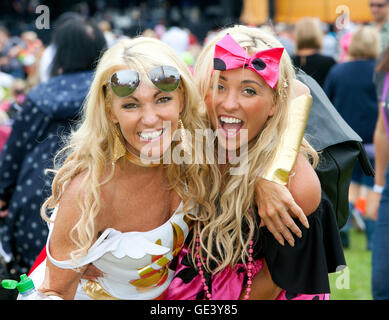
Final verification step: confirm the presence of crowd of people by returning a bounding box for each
[0,0,388,301]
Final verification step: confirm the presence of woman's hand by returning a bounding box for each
[255,178,309,247]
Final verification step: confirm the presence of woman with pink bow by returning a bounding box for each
[165,25,346,300]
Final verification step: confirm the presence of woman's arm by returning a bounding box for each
[256,153,321,246]
[367,108,389,219]
[287,152,321,217]
[38,176,91,300]
[255,79,320,246]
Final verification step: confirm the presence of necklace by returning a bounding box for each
[195,209,254,300]
[124,150,161,168]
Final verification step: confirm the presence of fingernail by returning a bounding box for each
[279,239,285,246]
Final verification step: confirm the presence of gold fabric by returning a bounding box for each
[83,280,121,300]
[82,204,192,299]
[263,94,312,185]
[129,221,186,291]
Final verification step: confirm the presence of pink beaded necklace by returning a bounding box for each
[195,209,255,300]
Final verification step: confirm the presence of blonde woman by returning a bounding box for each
[166,25,346,300]
[25,37,221,300]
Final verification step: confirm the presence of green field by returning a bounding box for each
[329,229,372,300]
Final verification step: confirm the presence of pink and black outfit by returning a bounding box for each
[166,34,345,300]
[166,192,346,300]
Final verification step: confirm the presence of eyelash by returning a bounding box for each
[121,96,172,109]
[122,103,138,109]
[243,88,257,96]
[157,96,172,104]
[217,83,257,96]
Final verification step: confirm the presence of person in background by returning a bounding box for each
[370,41,389,300]
[275,23,295,57]
[0,26,24,79]
[0,18,106,278]
[292,17,336,88]
[338,31,353,63]
[39,12,83,83]
[0,78,27,155]
[98,20,117,48]
[324,26,380,250]
[369,0,389,52]
[321,23,338,59]
[161,20,189,57]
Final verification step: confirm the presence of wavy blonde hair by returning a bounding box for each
[192,25,318,273]
[41,37,220,264]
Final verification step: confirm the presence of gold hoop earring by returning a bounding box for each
[112,127,127,165]
[111,125,161,168]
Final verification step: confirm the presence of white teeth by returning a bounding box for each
[220,116,242,124]
[139,129,164,140]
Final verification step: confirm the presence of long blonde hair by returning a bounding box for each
[41,37,220,264]
[193,25,318,273]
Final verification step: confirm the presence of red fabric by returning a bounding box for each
[0,125,11,154]
[28,246,46,276]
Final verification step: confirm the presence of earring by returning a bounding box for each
[179,119,190,154]
[112,130,127,165]
[278,79,289,101]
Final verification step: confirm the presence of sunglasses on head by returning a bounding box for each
[108,65,181,98]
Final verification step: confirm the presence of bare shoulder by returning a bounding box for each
[49,172,89,260]
[54,169,113,230]
[288,152,321,216]
[54,172,86,226]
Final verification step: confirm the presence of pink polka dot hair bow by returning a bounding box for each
[213,33,284,89]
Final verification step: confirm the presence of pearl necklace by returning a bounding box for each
[195,214,255,300]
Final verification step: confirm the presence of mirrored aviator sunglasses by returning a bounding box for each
[109,65,181,98]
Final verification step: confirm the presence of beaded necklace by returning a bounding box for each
[195,208,255,300]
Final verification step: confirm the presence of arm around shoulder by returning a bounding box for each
[288,152,321,217]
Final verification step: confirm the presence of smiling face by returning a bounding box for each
[110,74,183,159]
[205,68,275,151]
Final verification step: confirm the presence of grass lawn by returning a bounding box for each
[329,229,372,300]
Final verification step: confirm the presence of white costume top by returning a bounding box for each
[29,202,192,300]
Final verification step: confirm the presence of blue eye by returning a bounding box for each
[217,84,225,91]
